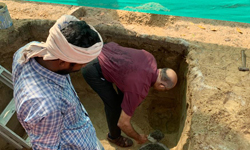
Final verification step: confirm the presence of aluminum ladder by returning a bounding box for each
[0,65,31,149]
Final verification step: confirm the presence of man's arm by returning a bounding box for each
[117,110,148,144]
[19,103,63,150]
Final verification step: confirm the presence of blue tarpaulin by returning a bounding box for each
[26,0,250,23]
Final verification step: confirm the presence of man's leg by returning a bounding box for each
[81,58,122,138]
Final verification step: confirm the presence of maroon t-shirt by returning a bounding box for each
[98,42,158,116]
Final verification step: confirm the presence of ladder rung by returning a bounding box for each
[0,123,31,149]
[0,65,31,149]
[25,136,31,145]
[2,71,12,82]
[0,98,16,126]
[0,129,23,149]
[0,65,13,89]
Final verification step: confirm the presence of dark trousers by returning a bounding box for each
[81,58,123,138]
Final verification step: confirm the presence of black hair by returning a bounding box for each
[160,68,174,88]
[60,21,101,48]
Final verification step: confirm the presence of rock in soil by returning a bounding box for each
[150,130,164,142]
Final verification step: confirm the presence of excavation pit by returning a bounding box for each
[0,19,189,150]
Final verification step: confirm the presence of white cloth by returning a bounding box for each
[18,15,103,64]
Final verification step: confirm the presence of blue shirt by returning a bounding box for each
[12,42,104,150]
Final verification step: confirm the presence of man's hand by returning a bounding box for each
[137,134,148,144]
[118,110,148,144]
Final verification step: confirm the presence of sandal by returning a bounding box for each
[107,134,133,147]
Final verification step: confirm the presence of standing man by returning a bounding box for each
[81,42,178,147]
[12,15,104,150]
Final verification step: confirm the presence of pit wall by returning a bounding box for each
[95,24,189,148]
[0,19,189,149]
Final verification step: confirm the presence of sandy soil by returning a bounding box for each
[0,0,250,150]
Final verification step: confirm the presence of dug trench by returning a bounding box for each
[0,19,189,150]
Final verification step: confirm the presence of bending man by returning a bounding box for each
[81,42,177,147]
[13,15,104,150]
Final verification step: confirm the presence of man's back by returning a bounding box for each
[98,42,158,116]
[98,42,158,93]
[12,42,101,150]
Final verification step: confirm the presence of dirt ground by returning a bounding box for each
[0,0,250,150]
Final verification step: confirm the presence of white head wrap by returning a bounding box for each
[18,15,103,64]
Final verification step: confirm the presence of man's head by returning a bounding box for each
[153,68,178,91]
[55,20,101,74]
[19,15,103,74]
[60,21,101,48]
